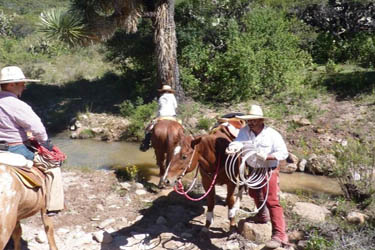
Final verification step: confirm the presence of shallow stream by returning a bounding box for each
[51,133,342,195]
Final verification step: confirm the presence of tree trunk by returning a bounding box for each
[154,0,185,101]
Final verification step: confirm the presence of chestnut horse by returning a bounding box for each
[151,119,190,187]
[162,119,245,230]
[0,164,57,250]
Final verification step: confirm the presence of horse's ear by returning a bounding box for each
[191,136,202,149]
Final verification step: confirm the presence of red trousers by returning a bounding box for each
[248,167,288,242]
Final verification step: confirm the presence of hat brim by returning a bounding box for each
[0,78,40,84]
[158,89,175,93]
[235,115,267,120]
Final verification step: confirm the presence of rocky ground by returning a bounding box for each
[8,169,274,250]
[6,94,375,250]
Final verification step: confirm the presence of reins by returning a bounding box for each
[174,154,221,202]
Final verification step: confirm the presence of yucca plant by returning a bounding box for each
[39,8,88,47]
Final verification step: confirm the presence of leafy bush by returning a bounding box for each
[333,139,375,207]
[196,117,213,131]
[118,97,144,117]
[306,230,333,250]
[0,10,13,36]
[311,32,375,67]
[115,164,139,182]
[178,3,312,102]
[125,101,158,140]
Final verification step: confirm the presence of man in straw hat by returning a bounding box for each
[140,84,177,152]
[0,65,64,216]
[226,104,289,249]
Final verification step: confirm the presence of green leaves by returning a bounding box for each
[178,4,311,102]
[39,8,87,47]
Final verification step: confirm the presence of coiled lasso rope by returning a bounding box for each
[225,143,273,214]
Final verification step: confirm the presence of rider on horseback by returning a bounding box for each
[0,66,65,217]
[140,84,178,152]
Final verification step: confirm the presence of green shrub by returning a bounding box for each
[125,101,158,140]
[115,164,139,182]
[311,32,375,67]
[333,139,375,207]
[196,117,213,131]
[119,100,136,117]
[0,10,13,36]
[179,5,312,102]
[306,230,333,250]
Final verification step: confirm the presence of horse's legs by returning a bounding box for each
[155,149,166,188]
[11,221,22,250]
[41,209,58,250]
[225,183,239,229]
[202,177,216,229]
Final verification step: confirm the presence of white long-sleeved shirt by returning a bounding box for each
[0,91,48,143]
[157,93,177,117]
[233,125,288,168]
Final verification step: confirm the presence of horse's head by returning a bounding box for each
[162,135,201,185]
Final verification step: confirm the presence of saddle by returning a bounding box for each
[211,118,245,140]
[12,167,44,188]
[0,151,44,188]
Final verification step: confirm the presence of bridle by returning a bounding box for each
[174,153,221,202]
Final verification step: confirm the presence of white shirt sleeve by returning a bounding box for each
[270,130,288,161]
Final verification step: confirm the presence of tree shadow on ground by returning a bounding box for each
[21,71,156,136]
[101,190,233,250]
[321,70,375,100]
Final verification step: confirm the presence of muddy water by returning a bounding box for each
[51,134,342,195]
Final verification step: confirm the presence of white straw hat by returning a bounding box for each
[235,104,268,120]
[157,85,175,93]
[0,66,40,84]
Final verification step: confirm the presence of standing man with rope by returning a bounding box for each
[226,104,289,249]
[0,66,64,216]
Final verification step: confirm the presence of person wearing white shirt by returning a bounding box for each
[226,104,289,249]
[140,85,177,152]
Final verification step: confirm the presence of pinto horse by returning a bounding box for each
[0,164,57,250]
[162,118,245,229]
[151,119,190,187]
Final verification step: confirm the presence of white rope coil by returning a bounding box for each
[225,143,273,214]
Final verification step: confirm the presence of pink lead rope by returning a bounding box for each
[173,155,221,202]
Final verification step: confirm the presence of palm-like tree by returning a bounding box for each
[69,0,184,99]
[39,8,88,47]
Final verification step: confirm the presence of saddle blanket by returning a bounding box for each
[0,151,42,188]
[0,151,33,168]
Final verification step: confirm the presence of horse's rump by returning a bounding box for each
[152,119,184,149]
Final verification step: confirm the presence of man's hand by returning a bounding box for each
[255,152,268,161]
[226,141,243,154]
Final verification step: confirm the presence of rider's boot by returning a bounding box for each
[140,131,152,152]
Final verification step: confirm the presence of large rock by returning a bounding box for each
[237,219,272,244]
[280,153,298,173]
[292,202,330,223]
[306,153,336,175]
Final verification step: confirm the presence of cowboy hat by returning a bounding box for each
[0,66,40,84]
[157,85,175,93]
[235,104,268,120]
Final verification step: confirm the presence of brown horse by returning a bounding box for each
[151,119,191,187]
[162,119,245,230]
[0,164,57,250]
